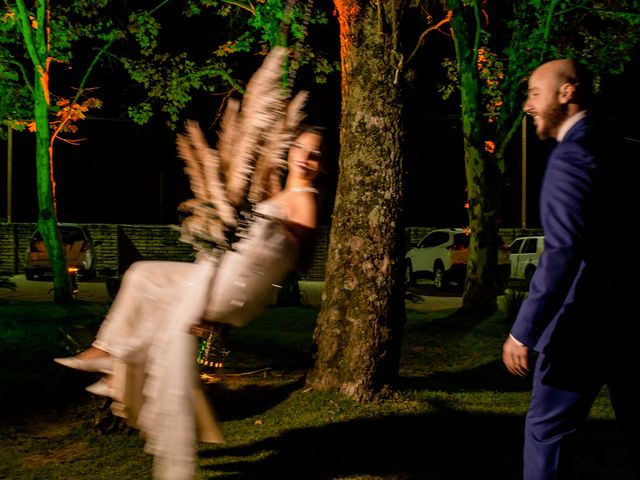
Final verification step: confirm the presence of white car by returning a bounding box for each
[509,236,544,282]
[405,227,511,290]
[404,228,470,290]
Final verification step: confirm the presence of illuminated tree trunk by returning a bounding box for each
[446,0,502,313]
[16,0,72,302]
[306,0,408,402]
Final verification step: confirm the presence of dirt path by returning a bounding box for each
[1,275,462,311]
[1,274,111,303]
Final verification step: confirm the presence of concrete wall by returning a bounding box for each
[1,223,541,280]
[0,223,330,281]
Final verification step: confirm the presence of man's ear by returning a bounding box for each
[558,82,576,104]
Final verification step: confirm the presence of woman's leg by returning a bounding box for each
[92,260,200,362]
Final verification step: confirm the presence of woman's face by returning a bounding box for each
[288,131,322,181]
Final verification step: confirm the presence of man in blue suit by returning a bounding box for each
[503,58,639,479]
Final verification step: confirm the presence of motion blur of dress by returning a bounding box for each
[92,201,298,480]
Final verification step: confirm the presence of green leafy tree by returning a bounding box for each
[1,0,118,302]
[119,0,337,129]
[437,0,640,313]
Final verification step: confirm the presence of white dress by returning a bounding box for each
[91,201,298,480]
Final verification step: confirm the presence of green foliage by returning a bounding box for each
[115,0,338,129]
[1,0,339,131]
[436,0,640,137]
[438,57,458,100]
[0,1,118,132]
[127,10,161,56]
[0,8,33,127]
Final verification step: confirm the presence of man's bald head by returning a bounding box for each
[523,58,593,139]
[531,59,592,109]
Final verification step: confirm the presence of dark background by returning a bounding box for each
[2,19,638,229]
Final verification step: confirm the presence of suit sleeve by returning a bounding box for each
[510,141,597,348]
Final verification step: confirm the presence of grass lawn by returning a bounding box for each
[0,291,630,479]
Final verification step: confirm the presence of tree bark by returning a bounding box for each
[306,0,408,403]
[16,0,72,302]
[446,0,501,313]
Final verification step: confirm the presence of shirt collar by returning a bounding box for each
[557,110,587,141]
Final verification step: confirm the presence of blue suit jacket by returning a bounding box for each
[510,114,636,355]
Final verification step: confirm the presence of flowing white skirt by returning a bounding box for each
[92,215,297,479]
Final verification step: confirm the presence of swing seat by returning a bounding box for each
[191,322,230,377]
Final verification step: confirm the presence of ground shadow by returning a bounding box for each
[199,411,632,479]
[399,359,533,393]
[205,375,307,422]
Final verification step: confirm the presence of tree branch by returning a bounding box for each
[555,4,640,19]
[405,10,451,65]
[4,58,34,94]
[472,0,480,68]
[51,35,116,145]
[14,0,40,67]
[222,0,256,15]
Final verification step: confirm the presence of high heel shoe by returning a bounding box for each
[85,378,113,397]
[54,355,114,374]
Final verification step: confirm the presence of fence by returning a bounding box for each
[1,223,541,280]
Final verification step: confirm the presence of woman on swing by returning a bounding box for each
[54,124,324,480]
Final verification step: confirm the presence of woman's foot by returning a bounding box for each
[85,376,113,397]
[72,346,109,361]
[54,348,114,374]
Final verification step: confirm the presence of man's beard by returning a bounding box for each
[537,102,568,140]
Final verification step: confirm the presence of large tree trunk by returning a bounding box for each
[306,0,408,403]
[446,0,501,313]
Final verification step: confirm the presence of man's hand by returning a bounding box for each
[502,335,530,377]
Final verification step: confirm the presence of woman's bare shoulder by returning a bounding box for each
[288,190,318,229]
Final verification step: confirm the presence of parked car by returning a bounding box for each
[405,227,510,290]
[24,223,101,280]
[509,235,544,282]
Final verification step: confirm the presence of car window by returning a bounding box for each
[422,231,449,248]
[522,238,537,254]
[60,228,86,243]
[510,239,523,254]
[452,233,469,249]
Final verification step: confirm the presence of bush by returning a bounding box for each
[499,288,528,322]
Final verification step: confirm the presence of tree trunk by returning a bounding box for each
[446,0,501,313]
[17,0,72,302]
[34,66,72,303]
[306,0,408,403]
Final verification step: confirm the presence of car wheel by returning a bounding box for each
[405,262,415,287]
[433,264,445,290]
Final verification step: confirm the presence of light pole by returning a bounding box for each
[521,115,527,229]
[6,125,12,224]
